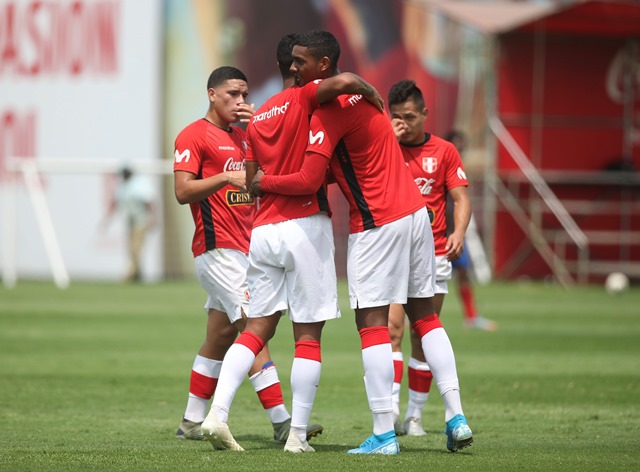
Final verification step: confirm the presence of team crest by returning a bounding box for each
[422,157,438,173]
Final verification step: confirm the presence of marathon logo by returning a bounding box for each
[252,102,290,123]
[226,190,255,206]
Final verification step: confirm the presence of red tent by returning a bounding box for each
[424,0,640,284]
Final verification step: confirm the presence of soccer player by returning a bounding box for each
[200,34,384,453]
[385,81,472,437]
[172,66,311,445]
[252,30,473,454]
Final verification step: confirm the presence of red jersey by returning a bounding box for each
[307,95,425,233]
[173,119,254,257]
[400,133,468,255]
[246,80,329,228]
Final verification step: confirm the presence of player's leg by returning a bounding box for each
[405,208,472,451]
[388,303,405,435]
[281,213,339,452]
[345,218,413,455]
[247,338,293,442]
[404,328,431,436]
[283,321,326,453]
[202,313,281,451]
[176,308,237,440]
[456,261,497,331]
[403,256,449,435]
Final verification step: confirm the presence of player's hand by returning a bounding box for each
[391,118,407,140]
[237,103,255,123]
[227,170,247,191]
[249,169,264,198]
[364,90,385,112]
[445,233,465,261]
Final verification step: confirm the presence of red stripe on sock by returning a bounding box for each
[408,367,433,392]
[393,360,404,383]
[295,340,321,362]
[190,370,218,399]
[412,314,442,338]
[359,326,391,349]
[256,382,285,409]
[236,331,266,356]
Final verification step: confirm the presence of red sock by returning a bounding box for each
[256,382,285,409]
[408,366,433,393]
[459,284,478,320]
[393,358,404,384]
[189,370,218,399]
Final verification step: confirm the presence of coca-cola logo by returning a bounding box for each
[223,157,245,172]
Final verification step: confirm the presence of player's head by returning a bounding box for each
[119,166,132,181]
[388,80,428,145]
[277,33,298,80]
[445,129,467,154]
[291,30,340,85]
[206,66,249,126]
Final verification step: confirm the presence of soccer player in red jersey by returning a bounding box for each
[252,30,473,454]
[172,66,303,445]
[385,80,472,437]
[201,35,383,453]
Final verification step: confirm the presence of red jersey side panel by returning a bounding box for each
[246,80,329,228]
[173,119,254,257]
[401,133,468,255]
[308,95,425,233]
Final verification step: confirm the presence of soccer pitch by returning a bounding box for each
[1,279,639,471]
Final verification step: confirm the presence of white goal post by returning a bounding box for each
[2,156,173,289]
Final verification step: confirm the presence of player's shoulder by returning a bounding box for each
[176,118,207,141]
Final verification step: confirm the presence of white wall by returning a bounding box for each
[0,0,164,283]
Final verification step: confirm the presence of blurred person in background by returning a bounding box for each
[172,66,319,446]
[101,166,157,282]
[445,129,497,332]
[386,80,472,437]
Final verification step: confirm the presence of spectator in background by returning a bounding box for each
[101,166,156,282]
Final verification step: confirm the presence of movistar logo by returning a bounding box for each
[309,130,325,145]
[174,149,190,163]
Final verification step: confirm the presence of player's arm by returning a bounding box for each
[445,185,472,261]
[250,151,329,197]
[174,170,246,205]
[245,160,260,191]
[316,72,384,111]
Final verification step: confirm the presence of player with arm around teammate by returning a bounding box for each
[252,30,473,454]
[201,34,384,453]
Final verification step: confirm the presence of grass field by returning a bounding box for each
[1,279,639,471]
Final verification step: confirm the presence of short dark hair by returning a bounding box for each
[277,33,298,79]
[388,80,425,109]
[207,66,247,90]
[295,30,340,68]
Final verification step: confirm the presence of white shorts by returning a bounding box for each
[435,255,453,294]
[194,248,249,323]
[248,213,341,323]
[347,207,436,309]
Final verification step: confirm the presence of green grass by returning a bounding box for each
[1,279,639,471]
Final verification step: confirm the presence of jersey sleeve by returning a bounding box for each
[298,80,321,112]
[173,126,202,175]
[306,102,343,159]
[444,143,468,190]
